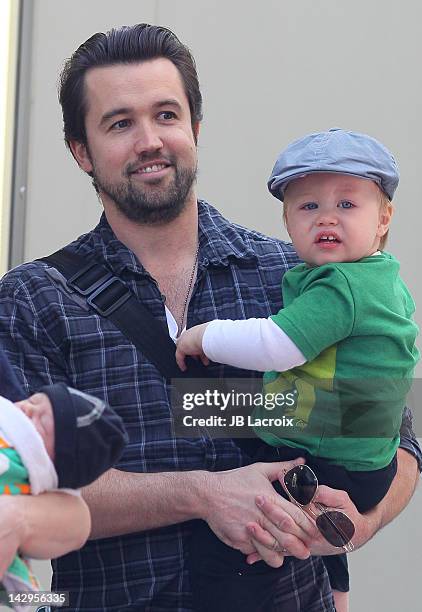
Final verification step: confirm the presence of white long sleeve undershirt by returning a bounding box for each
[202,317,306,372]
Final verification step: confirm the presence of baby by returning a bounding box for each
[0,350,127,611]
[176,128,419,612]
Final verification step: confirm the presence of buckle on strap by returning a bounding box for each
[87,277,131,317]
[67,262,113,296]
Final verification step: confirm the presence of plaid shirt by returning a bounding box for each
[0,201,419,611]
[0,348,24,401]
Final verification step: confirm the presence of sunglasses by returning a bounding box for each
[281,465,355,552]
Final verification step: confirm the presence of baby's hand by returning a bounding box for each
[176,323,210,371]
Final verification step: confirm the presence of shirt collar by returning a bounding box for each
[84,215,145,276]
[197,200,258,267]
[84,200,258,275]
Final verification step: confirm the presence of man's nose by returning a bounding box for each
[133,123,163,155]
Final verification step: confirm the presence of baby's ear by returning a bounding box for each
[377,202,393,237]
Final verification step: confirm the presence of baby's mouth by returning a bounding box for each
[315,232,341,244]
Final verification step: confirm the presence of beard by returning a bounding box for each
[91,156,197,225]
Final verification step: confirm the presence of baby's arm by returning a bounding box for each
[176,318,306,372]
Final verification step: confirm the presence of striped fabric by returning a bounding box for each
[0,201,418,611]
[0,347,25,401]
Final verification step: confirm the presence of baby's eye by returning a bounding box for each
[338,200,354,209]
[302,202,318,210]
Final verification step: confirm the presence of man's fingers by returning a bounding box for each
[254,487,317,546]
[257,517,311,560]
[313,484,352,509]
[247,522,289,555]
[255,495,315,558]
[256,493,316,536]
[246,524,285,568]
[246,550,261,565]
[247,504,310,559]
[259,457,305,483]
[246,548,262,565]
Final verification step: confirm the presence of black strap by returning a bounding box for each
[38,248,205,380]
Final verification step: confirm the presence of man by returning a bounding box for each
[0,24,419,611]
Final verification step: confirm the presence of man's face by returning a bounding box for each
[71,59,199,225]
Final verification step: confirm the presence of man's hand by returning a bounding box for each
[244,482,377,564]
[176,323,210,370]
[0,497,26,579]
[201,459,312,568]
[244,448,420,563]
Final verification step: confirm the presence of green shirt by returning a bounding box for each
[259,252,419,471]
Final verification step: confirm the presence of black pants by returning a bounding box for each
[189,519,293,612]
[188,441,397,611]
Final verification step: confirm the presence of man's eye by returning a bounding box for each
[111,119,130,130]
[302,202,318,210]
[159,111,177,120]
[339,200,354,209]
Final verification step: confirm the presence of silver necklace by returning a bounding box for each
[178,243,199,335]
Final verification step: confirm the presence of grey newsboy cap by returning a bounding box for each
[268,127,399,202]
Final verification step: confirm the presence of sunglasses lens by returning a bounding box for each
[284,465,317,505]
[316,511,355,547]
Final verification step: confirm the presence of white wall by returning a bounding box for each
[13,1,422,610]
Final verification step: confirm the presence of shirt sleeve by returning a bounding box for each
[271,265,355,361]
[0,271,69,394]
[202,317,306,371]
[0,347,25,400]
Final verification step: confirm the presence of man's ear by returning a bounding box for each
[377,203,394,238]
[192,121,200,144]
[69,140,93,173]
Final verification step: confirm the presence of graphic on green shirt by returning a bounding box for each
[263,345,337,429]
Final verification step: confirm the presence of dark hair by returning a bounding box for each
[59,24,203,148]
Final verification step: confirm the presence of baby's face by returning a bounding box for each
[15,393,55,461]
[284,173,392,266]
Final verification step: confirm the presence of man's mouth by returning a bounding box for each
[137,163,168,174]
[128,160,171,176]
